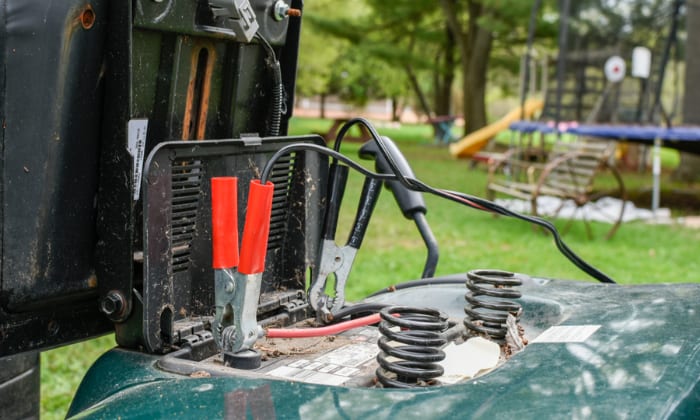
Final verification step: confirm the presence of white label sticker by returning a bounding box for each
[316,343,379,367]
[267,343,378,386]
[305,372,349,386]
[305,361,324,371]
[267,364,357,386]
[531,325,601,343]
[334,367,359,377]
[318,364,340,373]
[288,359,310,368]
[127,119,149,201]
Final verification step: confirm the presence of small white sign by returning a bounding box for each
[604,56,626,83]
[632,46,652,79]
[127,119,149,201]
[531,325,601,343]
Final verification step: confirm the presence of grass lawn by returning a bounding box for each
[40,117,700,419]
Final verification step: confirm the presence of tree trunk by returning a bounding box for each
[434,27,456,117]
[405,64,434,119]
[464,19,492,134]
[440,0,493,136]
[391,97,402,122]
[673,1,700,182]
[319,92,327,119]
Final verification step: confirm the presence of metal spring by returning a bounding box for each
[375,306,449,388]
[464,269,523,341]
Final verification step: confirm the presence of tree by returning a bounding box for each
[301,0,549,130]
[295,0,368,117]
[305,0,456,120]
[440,0,537,136]
[362,0,458,118]
[327,49,408,109]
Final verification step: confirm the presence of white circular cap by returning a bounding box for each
[604,56,626,83]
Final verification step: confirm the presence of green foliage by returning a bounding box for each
[299,5,413,105]
[299,1,563,120]
[567,0,676,48]
[301,0,450,109]
[340,57,410,105]
[295,1,346,97]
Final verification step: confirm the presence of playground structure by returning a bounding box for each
[524,0,684,128]
[451,0,687,157]
[483,0,695,218]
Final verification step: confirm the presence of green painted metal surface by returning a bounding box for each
[68,279,700,419]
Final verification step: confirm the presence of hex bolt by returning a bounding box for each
[100,291,126,318]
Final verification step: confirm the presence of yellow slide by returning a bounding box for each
[449,98,544,158]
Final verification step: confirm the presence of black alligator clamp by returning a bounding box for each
[308,161,383,323]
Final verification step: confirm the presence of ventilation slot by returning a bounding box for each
[170,160,204,273]
[267,153,295,250]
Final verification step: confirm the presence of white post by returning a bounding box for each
[651,136,662,217]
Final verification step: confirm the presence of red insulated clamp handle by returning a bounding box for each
[239,180,274,275]
[211,177,239,269]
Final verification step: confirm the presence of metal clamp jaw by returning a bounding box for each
[215,269,264,353]
[308,240,358,322]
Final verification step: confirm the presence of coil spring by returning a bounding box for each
[464,269,523,342]
[375,306,449,388]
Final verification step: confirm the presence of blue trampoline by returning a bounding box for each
[509,122,700,155]
[568,124,700,155]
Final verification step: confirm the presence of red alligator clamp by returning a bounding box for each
[211,177,239,348]
[211,178,273,369]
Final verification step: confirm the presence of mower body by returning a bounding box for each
[0,1,698,418]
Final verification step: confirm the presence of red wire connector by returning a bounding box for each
[211,177,239,269]
[239,180,274,275]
